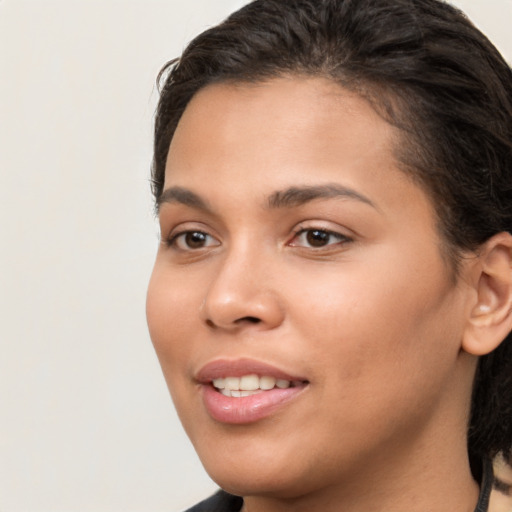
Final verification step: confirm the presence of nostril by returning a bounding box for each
[204,316,260,328]
[237,316,261,324]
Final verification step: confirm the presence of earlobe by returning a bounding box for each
[462,232,512,356]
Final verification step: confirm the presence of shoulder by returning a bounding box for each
[184,490,243,512]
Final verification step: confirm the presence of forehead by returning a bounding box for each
[165,77,398,188]
[161,76,439,237]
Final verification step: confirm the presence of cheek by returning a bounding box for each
[146,265,207,433]
[286,277,462,459]
[146,264,199,375]
[284,248,462,388]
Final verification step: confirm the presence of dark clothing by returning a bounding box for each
[184,490,242,512]
[185,458,494,512]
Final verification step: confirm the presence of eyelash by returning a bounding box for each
[165,226,352,252]
[166,230,219,251]
[289,227,353,249]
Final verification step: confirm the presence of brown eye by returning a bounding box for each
[171,231,220,250]
[306,230,331,247]
[290,228,352,249]
[185,231,208,249]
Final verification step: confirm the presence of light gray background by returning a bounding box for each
[0,1,511,511]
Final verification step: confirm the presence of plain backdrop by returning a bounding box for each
[0,1,511,511]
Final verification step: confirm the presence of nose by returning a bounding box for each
[200,248,285,332]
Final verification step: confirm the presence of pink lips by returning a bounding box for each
[197,359,308,424]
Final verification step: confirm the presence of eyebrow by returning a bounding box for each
[267,184,377,210]
[157,186,212,212]
[157,183,377,213]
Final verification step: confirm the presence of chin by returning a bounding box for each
[196,439,328,500]
[208,467,311,500]
[192,437,293,495]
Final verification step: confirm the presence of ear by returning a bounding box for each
[462,232,512,356]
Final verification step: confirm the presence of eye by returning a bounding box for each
[169,230,220,250]
[289,228,351,248]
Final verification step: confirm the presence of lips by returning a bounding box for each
[196,359,309,424]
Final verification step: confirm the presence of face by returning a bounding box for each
[147,77,475,499]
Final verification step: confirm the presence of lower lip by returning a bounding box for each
[201,384,306,424]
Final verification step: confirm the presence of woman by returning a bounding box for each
[146,0,512,510]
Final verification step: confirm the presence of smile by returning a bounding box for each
[197,360,309,423]
[213,374,300,397]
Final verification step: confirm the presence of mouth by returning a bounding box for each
[197,359,309,424]
[212,374,305,397]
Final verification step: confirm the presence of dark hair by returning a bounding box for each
[152,0,512,460]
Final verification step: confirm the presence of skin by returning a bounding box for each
[146,77,485,511]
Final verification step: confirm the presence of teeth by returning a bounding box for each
[212,378,225,389]
[240,374,259,390]
[240,390,261,397]
[220,389,264,398]
[212,374,293,395]
[224,377,240,390]
[260,376,276,390]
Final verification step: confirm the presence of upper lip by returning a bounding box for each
[196,358,308,384]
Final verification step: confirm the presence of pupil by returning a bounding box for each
[306,230,329,247]
[186,232,206,248]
